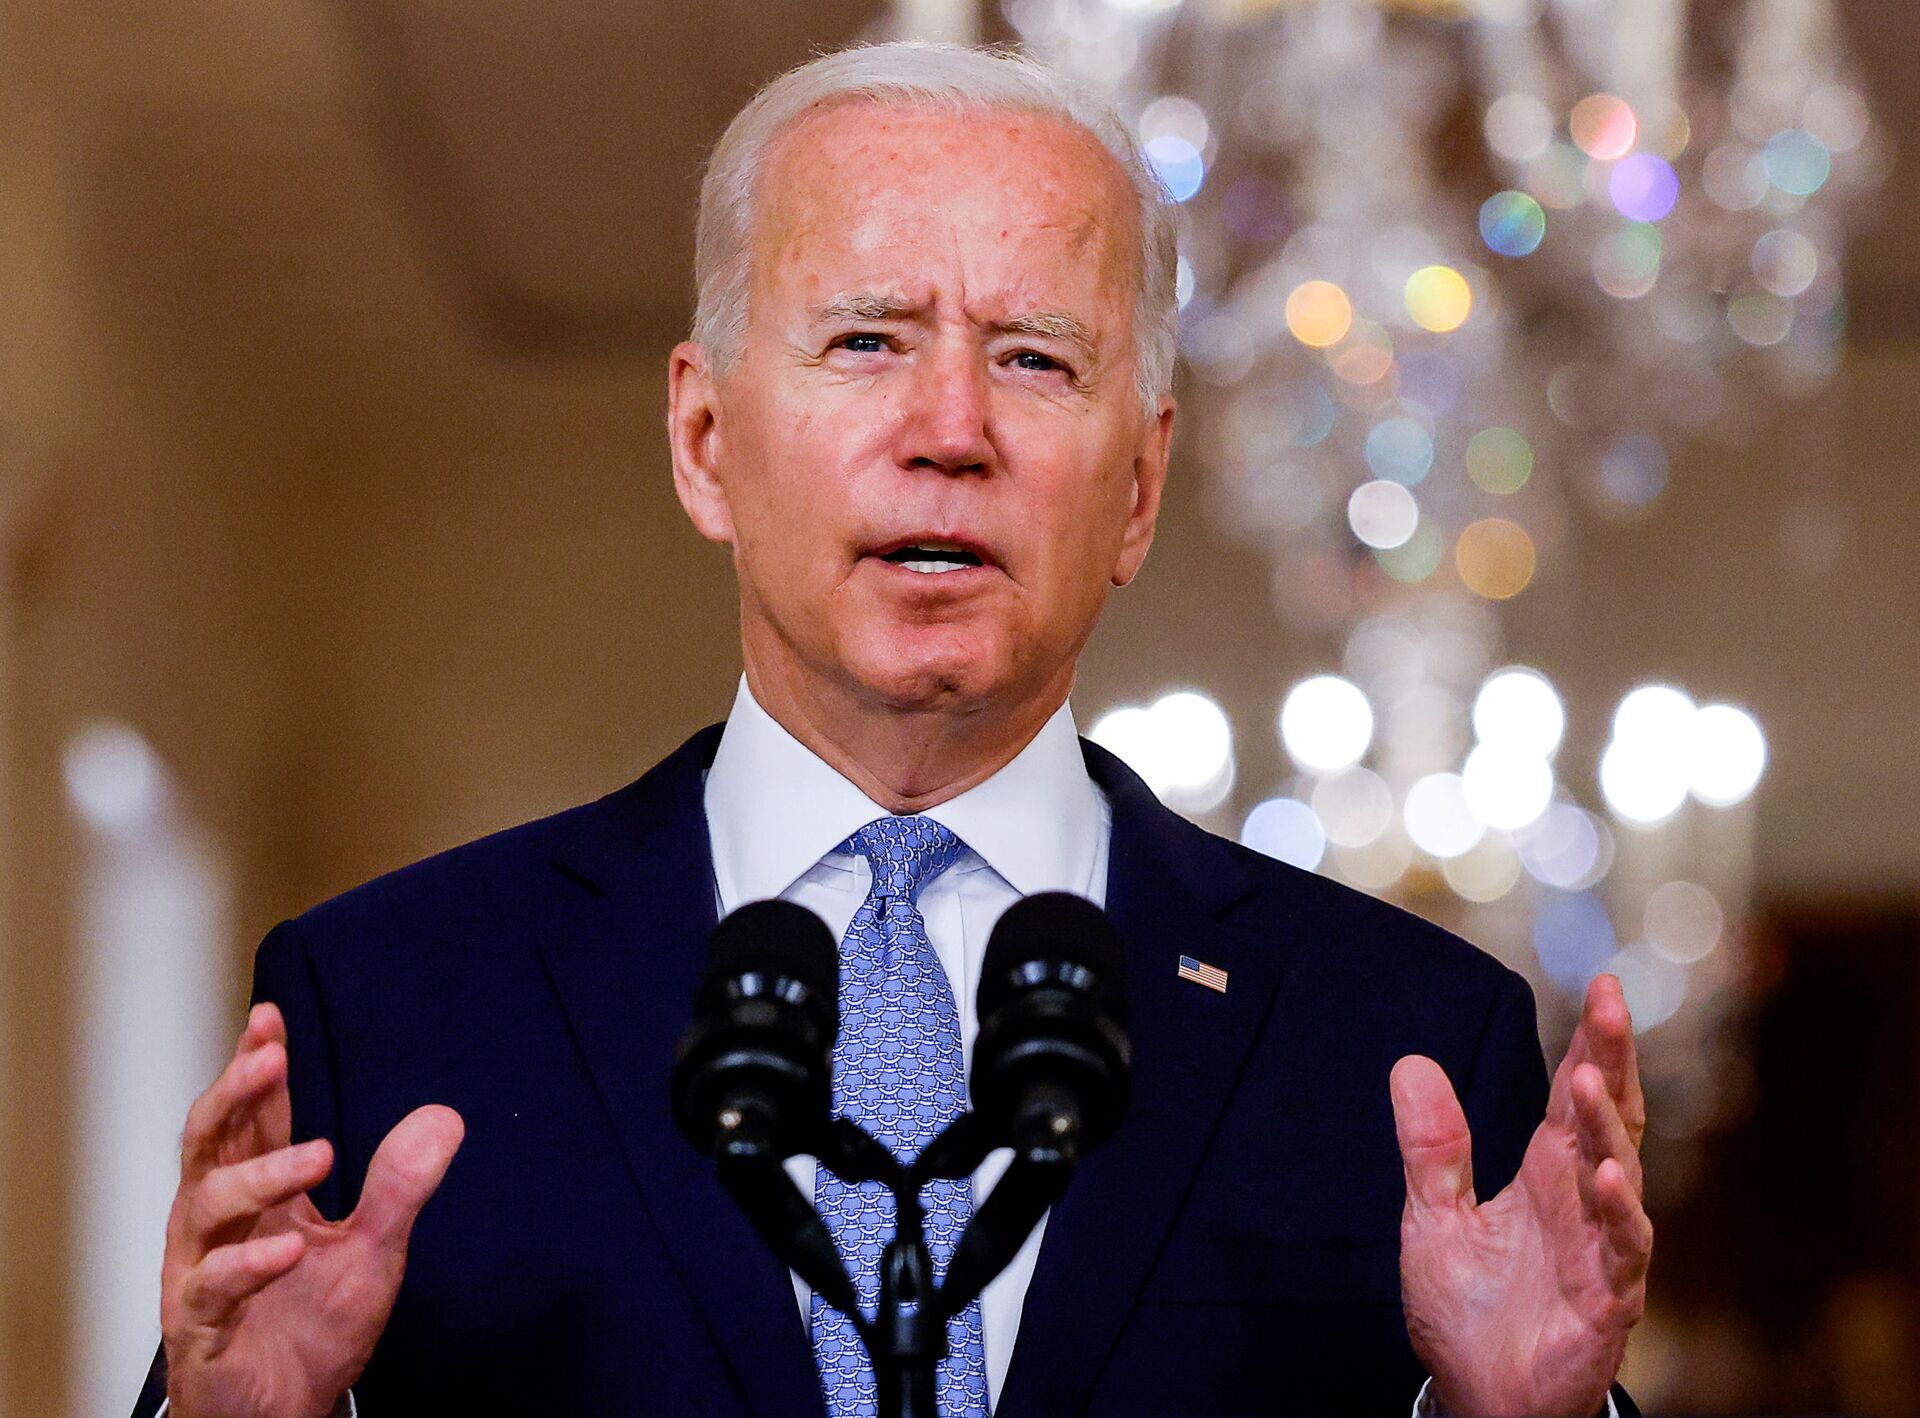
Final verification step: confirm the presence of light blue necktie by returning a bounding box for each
[811,815,990,1417]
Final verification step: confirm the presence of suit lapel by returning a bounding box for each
[995,741,1285,1418]
[538,727,826,1418]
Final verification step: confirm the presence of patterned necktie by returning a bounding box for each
[811,815,990,1418]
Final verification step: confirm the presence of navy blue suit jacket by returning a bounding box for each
[136,725,1558,1416]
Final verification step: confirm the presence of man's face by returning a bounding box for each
[669,100,1174,719]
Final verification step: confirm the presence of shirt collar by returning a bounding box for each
[703,676,1104,908]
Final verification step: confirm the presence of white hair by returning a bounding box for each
[690,41,1179,412]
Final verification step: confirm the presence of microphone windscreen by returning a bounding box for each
[701,899,840,1004]
[978,891,1126,1024]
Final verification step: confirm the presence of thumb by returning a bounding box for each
[354,1104,465,1252]
[1390,1056,1475,1214]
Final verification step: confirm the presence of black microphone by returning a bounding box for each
[934,891,1131,1318]
[672,899,861,1318]
[672,898,840,1160]
[970,890,1131,1158]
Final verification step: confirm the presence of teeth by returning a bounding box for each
[901,559,966,574]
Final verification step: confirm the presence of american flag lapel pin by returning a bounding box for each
[1177,954,1229,994]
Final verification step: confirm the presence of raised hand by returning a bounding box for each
[1392,974,1651,1418]
[160,1003,465,1418]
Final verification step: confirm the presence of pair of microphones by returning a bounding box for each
[670,891,1131,1415]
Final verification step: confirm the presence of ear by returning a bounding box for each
[667,340,735,545]
[1111,393,1175,588]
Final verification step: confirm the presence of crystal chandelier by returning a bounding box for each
[1002,0,1886,1186]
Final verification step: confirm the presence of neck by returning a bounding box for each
[742,658,1071,815]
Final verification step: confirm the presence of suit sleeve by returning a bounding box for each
[127,919,348,1418]
[1459,967,1550,1200]
[250,918,349,1220]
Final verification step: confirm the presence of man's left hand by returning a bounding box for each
[1391,973,1652,1417]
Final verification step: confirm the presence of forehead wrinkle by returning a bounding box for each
[753,103,1143,362]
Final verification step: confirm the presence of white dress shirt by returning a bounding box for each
[702,676,1108,1412]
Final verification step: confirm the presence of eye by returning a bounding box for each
[832,332,890,354]
[1008,349,1066,374]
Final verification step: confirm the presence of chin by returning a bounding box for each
[841,626,1017,712]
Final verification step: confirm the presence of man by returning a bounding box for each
[139,41,1649,1418]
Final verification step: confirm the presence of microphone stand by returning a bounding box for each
[806,1107,1083,1418]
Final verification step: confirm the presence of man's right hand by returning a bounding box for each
[161,1002,465,1418]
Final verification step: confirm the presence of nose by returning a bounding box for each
[896,332,993,476]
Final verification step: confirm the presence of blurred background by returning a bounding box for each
[0,0,1914,1412]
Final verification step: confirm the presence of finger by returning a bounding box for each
[1571,1063,1642,1215]
[247,1002,294,1154]
[174,1230,306,1330]
[1544,1010,1597,1129]
[180,1028,288,1181]
[1389,1056,1476,1213]
[352,1105,466,1252]
[182,1139,334,1259]
[1581,974,1647,1148]
[1593,1156,1653,1295]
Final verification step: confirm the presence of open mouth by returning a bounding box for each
[876,542,987,575]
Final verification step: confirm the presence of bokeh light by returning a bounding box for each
[1443,836,1523,903]
[1607,945,1688,1032]
[1240,796,1326,871]
[1473,667,1565,758]
[1599,737,1689,825]
[1365,417,1436,484]
[1465,427,1533,494]
[1279,675,1374,774]
[1331,831,1414,892]
[1570,94,1637,160]
[1455,518,1537,599]
[1752,229,1819,297]
[1599,684,1699,825]
[1615,683,1691,740]
[1311,766,1396,848]
[1687,703,1767,806]
[1533,889,1618,996]
[1599,433,1668,507]
[1462,743,1555,831]
[1518,803,1613,890]
[1404,265,1473,332]
[1285,280,1353,348]
[1331,322,1396,384]
[1144,134,1206,202]
[1090,690,1234,808]
[1641,99,1692,161]
[1527,143,1588,210]
[1763,128,1832,196]
[1803,83,1870,152]
[64,721,168,834]
[1139,94,1210,150]
[1593,224,1662,299]
[1644,880,1724,964]
[1484,92,1554,162]
[1479,191,1547,257]
[1404,771,1486,858]
[1608,153,1679,222]
[1375,521,1447,583]
[1347,479,1420,550]
[1703,144,1768,211]
[1728,291,1793,346]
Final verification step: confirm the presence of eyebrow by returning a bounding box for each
[809,293,1099,362]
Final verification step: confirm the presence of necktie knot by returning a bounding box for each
[839,816,964,905]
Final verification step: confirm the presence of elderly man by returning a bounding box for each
[139,41,1649,1418]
